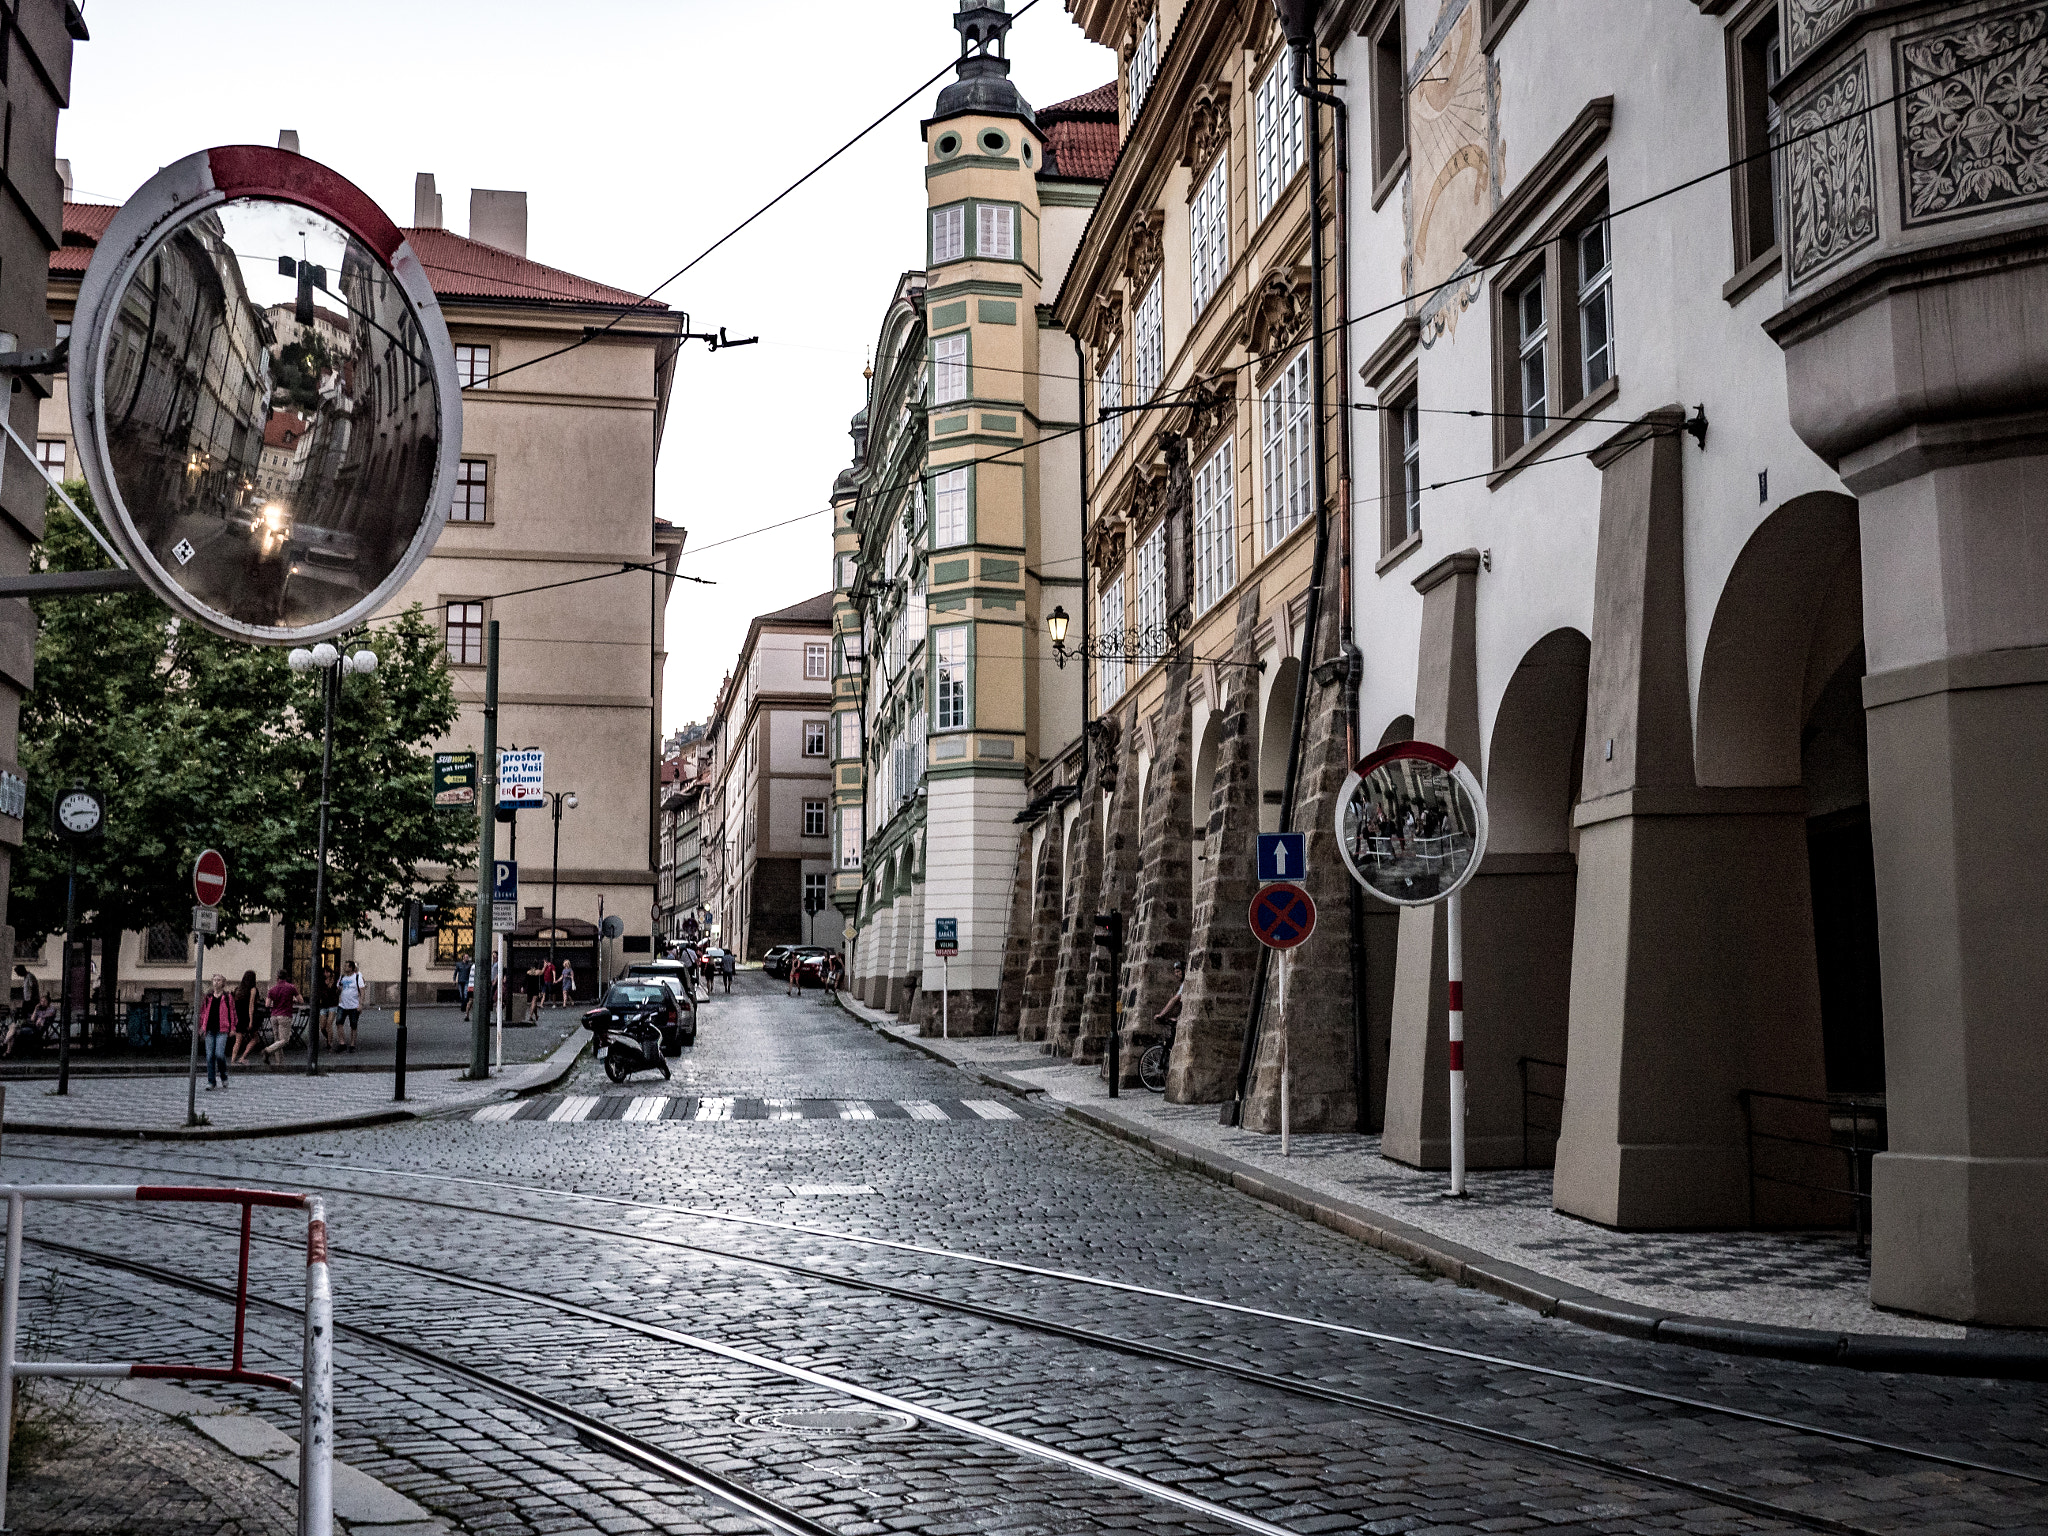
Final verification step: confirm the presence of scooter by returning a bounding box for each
[584,1007,671,1084]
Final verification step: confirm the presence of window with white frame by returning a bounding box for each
[931,205,965,263]
[803,720,828,756]
[1134,522,1165,657]
[1133,276,1163,400]
[837,711,860,760]
[1190,157,1229,317]
[909,570,928,645]
[455,344,491,389]
[36,439,66,478]
[837,809,863,869]
[1099,574,1127,707]
[445,601,485,666]
[933,467,969,547]
[1577,213,1615,395]
[976,203,1015,259]
[1260,348,1312,548]
[1254,56,1306,221]
[1193,440,1236,614]
[837,553,857,588]
[1515,270,1549,440]
[805,641,829,680]
[1128,12,1160,121]
[1097,347,1124,466]
[932,333,967,404]
[933,626,969,729]
[448,458,489,522]
[803,799,828,838]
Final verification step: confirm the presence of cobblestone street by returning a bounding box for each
[2,972,2043,1536]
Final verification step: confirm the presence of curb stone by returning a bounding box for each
[836,991,2048,1382]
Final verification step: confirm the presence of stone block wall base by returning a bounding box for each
[1018,1008,1049,1042]
[1871,1153,2048,1327]
[915,987,998,1036]
[1372,1132,1536,1173]
[1550,1141,1751,1229]
[1069,1030,1106,1065]
[1240,1085,1357,1136]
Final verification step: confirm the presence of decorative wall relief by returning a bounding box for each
[1406,0,1495,343]
[1787,0,1865,67]
[1240,265,1313,358]
[1123,210,1166,290]
[1897,2,2048,226]
[1785,54,1880,285]
[1181,83,1232,176]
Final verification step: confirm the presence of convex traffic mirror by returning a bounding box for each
[70,147,461,642]
[1336,740,1489,906]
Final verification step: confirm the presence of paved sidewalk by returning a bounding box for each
[0,1024,585,1139]
[835,992,2048,1372]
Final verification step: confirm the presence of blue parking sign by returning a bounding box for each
[934,917,958,955]
[1257,832,1306,883]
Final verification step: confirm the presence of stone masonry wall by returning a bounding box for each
[1169,587,1263,1102]
[1017,823,1065,1041]
[1076,714,1138,1063]
[995,825,1033,1034]
[1048,790,1097,1055]
[1116,654,1195,1087]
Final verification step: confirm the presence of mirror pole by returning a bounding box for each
[469,622,499,1080]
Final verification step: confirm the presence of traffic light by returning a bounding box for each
[278,254,327,324]
[1092,911,1122,950]
[405,899,440,948]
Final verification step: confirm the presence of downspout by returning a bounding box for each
[1225,21,1348,1126]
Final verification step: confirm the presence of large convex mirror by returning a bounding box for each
[1336,742,1488,906]
[99,199,440,630]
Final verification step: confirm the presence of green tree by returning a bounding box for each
[12,486,474,987]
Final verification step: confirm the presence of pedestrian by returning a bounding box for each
[14,963,39,1016]
[316,964,339,1050]
[556,957,575,1007]
[720,947,735,993]
[230,969,263,1065]
[701,947,717,995]
[826,952,843,994]
[524,964,542,1024]
[454,952,473,1012]
[262,968,299,1066]
[198,973,237,1089]
[538,958,557,1011]
[337,960,364,1052]
[787,952,803,997]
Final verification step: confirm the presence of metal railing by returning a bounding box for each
[0,1183,334,1534]
[1737,1090,1888,1252]
[1517,1056,1566,1168]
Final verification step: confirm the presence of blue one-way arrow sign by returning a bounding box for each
[1257,832,1306,883]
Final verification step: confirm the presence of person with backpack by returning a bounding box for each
[198,973,237,1089]
[336,960,365,1052]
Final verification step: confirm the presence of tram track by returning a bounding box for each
[10,1142,2039,1492]
[11,1166,1996,1534]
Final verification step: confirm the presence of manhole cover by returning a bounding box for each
[755,1408,916,1436]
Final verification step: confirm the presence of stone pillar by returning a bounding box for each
[1049,779,1102,1055]
[1169,588,1263,1102]
[994,825,1033,1034]
[1244,589,1356,1132]
[1017,823,1064,1041]
[1075,715,1138,1062]
[1116,656,1195,1086]
[1381,550,1483,1165]
[1767,164,2048,1317]
[1552,413,1829,1226]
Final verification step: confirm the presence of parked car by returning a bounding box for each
[767,945,830,980]
[793,950,840,987]
[761,945,796,978]
[625,959,703,1000]
[588,979,694,1054]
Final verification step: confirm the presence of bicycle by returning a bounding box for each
[1139,1015,1177,1094]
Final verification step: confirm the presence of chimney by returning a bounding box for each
[55,158,71,198]
[277,129,300,155]
[412,172,444,230]
[469,188,527,258]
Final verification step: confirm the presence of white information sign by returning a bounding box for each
[492,901,518,934]
[498,749,545,809]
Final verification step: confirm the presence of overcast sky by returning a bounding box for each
[59,0,1113,734]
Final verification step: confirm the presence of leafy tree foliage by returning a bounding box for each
[12,485,474,952]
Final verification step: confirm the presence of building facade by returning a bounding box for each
[657,721,711,943]
[34,156,686,1004]
[705,595,835,961]
[832,3,1104,1031]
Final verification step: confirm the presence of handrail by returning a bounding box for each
[1516,1056,1566,1169]
[1737,1090,1887,1253]
[0,1184,333,1534]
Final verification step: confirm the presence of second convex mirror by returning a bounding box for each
[71,147,461,643]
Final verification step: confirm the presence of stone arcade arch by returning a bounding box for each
[1257,657,1300,834]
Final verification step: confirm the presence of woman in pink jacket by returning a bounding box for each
[198,973,237,1090]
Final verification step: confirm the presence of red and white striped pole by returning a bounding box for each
[301,1197,334,1536]
[1447,887,1466,1196]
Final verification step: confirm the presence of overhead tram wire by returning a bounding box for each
[453,0,1046,396]
[1242,24,2048,377]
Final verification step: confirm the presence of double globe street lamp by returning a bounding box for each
[287,643,377,1074]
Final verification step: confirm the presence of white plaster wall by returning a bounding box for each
[1344,0,1850,789]
[921,773,1028,991]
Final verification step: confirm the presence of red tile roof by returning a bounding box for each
[1039,82,1119,183]
[50,201,664,312]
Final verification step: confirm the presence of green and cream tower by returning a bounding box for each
[836,1,1104,1030]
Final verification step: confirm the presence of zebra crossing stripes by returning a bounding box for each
[471,1094,1044,1125]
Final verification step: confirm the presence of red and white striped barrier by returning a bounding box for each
[0,1184,333,1535]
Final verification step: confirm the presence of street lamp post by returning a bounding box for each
[547,789,580,993]
[288,643,378,1075]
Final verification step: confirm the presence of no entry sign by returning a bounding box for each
[1249,882,1316,950]
[192,848,227,907]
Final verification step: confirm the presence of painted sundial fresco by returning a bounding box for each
[1406,0,1497,342]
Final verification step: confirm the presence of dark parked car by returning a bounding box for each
[767,945,830,980]
[583,980,694,1055]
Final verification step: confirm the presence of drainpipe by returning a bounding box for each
[1225,14,1348,1127]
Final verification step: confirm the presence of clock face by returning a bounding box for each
[57,791,101,836]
